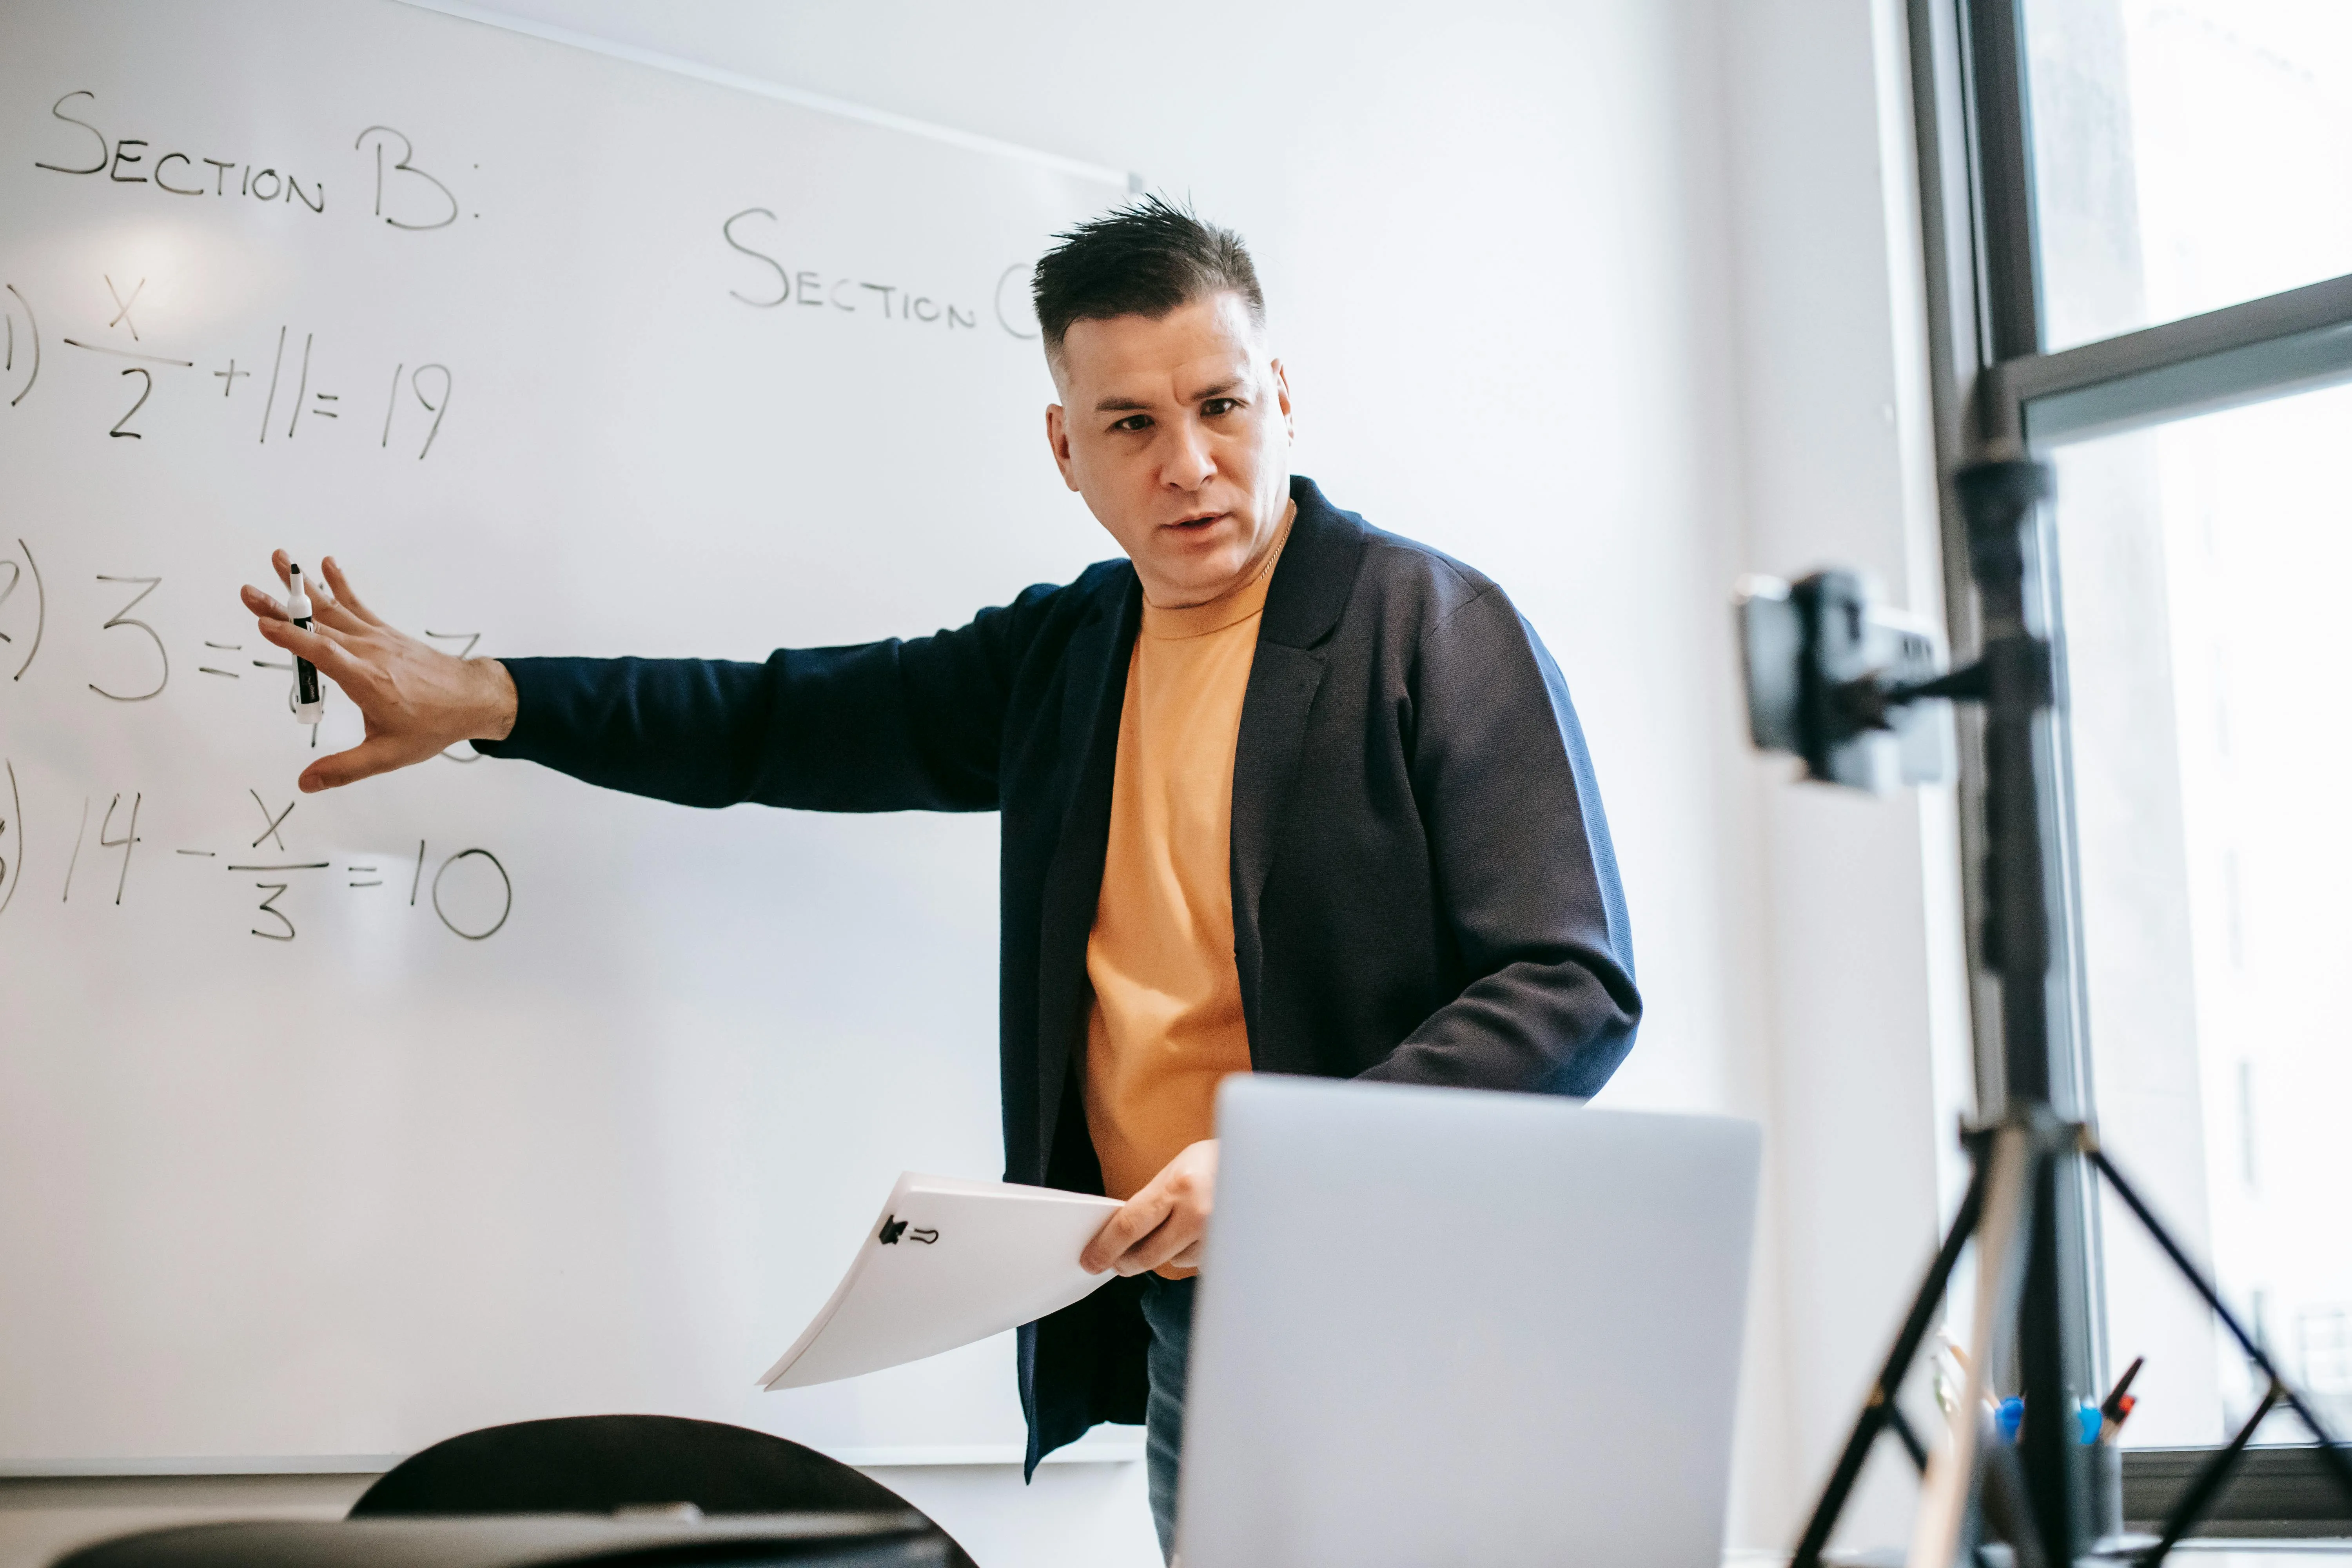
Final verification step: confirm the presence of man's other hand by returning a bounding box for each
[243,551,518,793]
[1080,1139,1218,1277]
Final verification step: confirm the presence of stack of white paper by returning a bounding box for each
[760,1173,1125,1390]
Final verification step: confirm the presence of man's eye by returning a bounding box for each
[1202,398,1240,417]
[1112,414,1151,432]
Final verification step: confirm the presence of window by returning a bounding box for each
[2047,383,2352,1447]
[1909,0,2352,1526]
[2025,0,2352,351]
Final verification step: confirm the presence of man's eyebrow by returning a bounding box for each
[1093,376,1246,414]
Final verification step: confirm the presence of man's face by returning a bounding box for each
[1046,292,1295,608]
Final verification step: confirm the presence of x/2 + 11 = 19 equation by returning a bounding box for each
[0,279,452,456]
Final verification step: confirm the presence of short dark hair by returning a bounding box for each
[1031,195,1265,365]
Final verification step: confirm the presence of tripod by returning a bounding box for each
[1787,459,2352,1568]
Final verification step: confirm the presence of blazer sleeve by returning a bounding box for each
[472,582,1061,812]
[1361,586,1642,1095]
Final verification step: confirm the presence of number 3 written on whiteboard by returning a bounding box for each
[89,575,167,702]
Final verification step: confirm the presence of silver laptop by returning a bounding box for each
[1177,1075,1760,1567]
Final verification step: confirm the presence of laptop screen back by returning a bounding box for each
[1176,1076,1761,1567]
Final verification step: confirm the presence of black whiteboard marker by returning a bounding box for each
[286,564,326,724]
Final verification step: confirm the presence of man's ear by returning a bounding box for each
[1045,403,1080,492]
[1270,358,1295,443]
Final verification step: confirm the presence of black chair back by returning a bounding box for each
[348,1414,977,1568]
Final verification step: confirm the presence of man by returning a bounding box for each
[244,198,1640,1559]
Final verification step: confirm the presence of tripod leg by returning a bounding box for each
[2091,1149,2352,1510]
[2143,1380,2282,1565]
[1911,1125,2041,1568]
[1886,1405,1931,1475]
[1788,1160,1988,1568]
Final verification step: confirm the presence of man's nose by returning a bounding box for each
[1160,418,1215,491]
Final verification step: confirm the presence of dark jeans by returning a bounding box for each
[1138,1273,1197,1563]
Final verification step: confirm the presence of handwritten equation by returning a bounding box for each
[0,764,509,942]
[0,534,481,742]
[0,279,452,456]
[0,524,508,942]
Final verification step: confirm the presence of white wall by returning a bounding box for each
[1710,0,1981,1548]
[0,2,1978,1564]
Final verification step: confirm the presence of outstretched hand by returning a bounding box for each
[243,551,517,793]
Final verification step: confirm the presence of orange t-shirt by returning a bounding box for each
[1082,523,1292,1259]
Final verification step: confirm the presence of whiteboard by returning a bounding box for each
[0,0,1127,1470]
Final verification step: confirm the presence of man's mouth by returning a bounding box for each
[1167,512,1223,531]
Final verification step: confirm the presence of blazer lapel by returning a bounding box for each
[1229,642,1326,1026]
[1031,573,1141,1171]
[1229,477,1368,1045]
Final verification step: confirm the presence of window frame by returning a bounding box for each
[1903,0,2352,1529]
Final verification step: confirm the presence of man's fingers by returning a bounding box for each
[299,736,414,794]
[268,549,376,634]
[1079,1211,1139,1274]
[318,556,388,628]
[270,549,314,602]
[1109,1215,1194,1277]
[242,583,292,623]
[248,549,454,796]
[257,615,365,688]
[1081,1195,1167,1274]
[257,612,348,659]
[311,589,373,636]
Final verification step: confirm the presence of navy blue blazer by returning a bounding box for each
[477,475,1640,1470]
